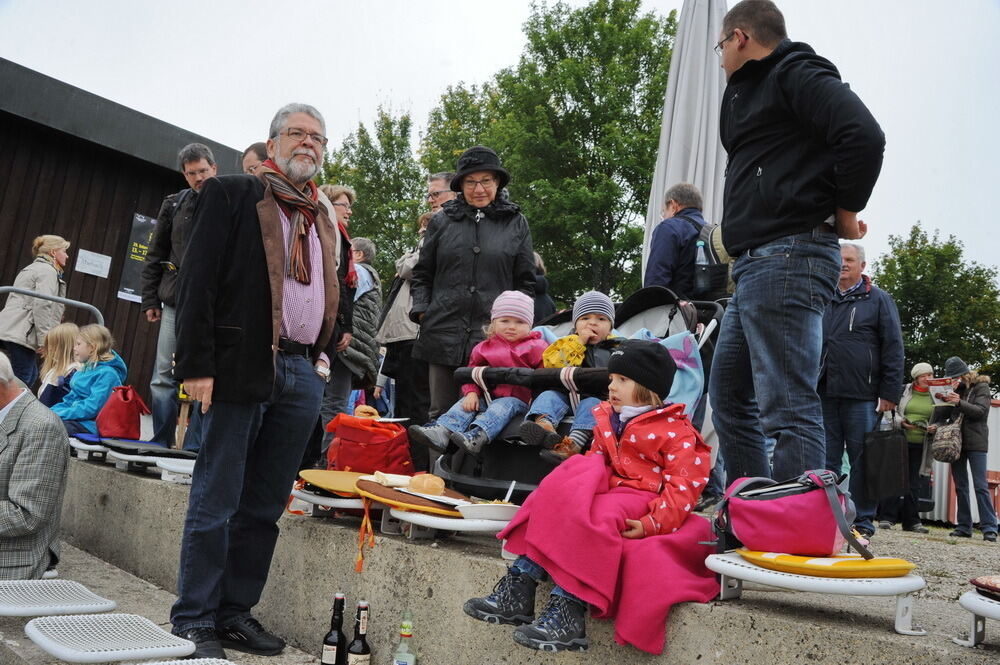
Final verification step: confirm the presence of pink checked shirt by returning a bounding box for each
[277,206,327,361]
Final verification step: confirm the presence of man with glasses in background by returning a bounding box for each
[170,104,341,659]
[709,0,885,483]
[141,143,217,451]
[426,171,456,213]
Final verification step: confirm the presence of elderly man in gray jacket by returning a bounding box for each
[0,353,70,579]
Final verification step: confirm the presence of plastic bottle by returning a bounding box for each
[391,611,416,665]
[694,240,710,294]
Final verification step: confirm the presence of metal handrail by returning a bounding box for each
[0,287,105,325]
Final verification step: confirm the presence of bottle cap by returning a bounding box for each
[400,620,413,637]
[696,240,705,246]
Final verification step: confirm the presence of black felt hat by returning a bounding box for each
[449,146,511,192]
[607,339,677,400]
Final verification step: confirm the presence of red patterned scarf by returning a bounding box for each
[257,159,319,284]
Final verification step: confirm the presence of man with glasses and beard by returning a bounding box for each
[170,103,341,659]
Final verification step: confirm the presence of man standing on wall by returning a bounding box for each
[709,0,885,481]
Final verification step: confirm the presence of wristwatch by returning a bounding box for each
[315,364,331,382]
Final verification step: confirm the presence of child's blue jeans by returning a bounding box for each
[437,395,528,441]
[525,390,600,431]
[513,555,583,603]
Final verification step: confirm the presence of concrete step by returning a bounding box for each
[56,456,1000,664]
[0,543,318,664]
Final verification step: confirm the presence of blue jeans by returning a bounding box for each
[170,353,324,631]
[150,304,180,446]
[822,398,878,532]
[709,227,840,481]
[513,555,582,603]
[951,451,998,535]
[1,341,39,389]
[320,357,354,451]
[437,396,528,441]
[525,391,600,432]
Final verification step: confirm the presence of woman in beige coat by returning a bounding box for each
[0,235,70,387]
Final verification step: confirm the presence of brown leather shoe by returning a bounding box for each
[539,437,582,465]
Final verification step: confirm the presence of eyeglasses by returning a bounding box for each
[462,177,497,191]
[714,31,737,56]
[332,202,353,211]
[426,189,451,200]
[280,127,329,147]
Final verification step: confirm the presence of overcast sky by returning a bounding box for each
[1,0,997,273]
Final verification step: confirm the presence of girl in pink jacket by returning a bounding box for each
[408,291,548,455]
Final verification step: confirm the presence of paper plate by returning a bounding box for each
[736,549,916,578]
[298,470,366,497]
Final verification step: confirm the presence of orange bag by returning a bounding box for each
[325,413,412,474]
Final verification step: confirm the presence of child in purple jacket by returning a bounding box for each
[409,291,547,455]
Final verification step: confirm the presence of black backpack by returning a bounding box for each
[679,214,733,301]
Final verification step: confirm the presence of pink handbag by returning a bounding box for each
[713,469,873,558]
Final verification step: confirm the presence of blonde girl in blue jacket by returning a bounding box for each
[52,324,127,436]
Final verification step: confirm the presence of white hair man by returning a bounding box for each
[170,103,342,659]
[0,353,69,580]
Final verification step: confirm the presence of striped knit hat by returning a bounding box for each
[572,290,615,324]
[491,290,534,325]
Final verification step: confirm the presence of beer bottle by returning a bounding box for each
[346,600,371,664]
[392,611,416,665]
[321,592,347,665]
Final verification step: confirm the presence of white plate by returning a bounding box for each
[396,489,472,507]
[458,503,519,521]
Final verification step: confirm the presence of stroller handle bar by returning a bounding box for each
[0,287,105,326]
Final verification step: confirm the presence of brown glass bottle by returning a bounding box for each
[346,600,371,664]
[321,592,347,665]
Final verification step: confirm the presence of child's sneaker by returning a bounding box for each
[407,424,451,454]
[463,568,537,625]
[512,594,588,652]
[519,418,561,449]
[450,427,490,455]
[539,437,582,465]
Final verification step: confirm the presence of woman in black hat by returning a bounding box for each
[928,356,997,542]
[410,146,535,419]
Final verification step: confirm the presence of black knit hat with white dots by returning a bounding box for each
[607,339,676,399]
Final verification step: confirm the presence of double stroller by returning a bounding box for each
[435,286,724,502]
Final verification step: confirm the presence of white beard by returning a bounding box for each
[276,150,319,185]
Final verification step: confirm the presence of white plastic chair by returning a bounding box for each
[705,552,927,636]
[953,590,1000,647]
[24,613,195,663]
[0,580,115,616]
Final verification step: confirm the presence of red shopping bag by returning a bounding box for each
[325,413,412,474]
[96,386,150,440]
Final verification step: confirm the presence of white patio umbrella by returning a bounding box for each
[641,0,728,275]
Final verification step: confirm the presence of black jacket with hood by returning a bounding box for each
[720,40,885,256]
[410,193,534,367]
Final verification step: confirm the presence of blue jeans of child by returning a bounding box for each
[951,451,999,536]
[525,390,600,432]
[170,352,324,632]
[513,555,582,603]
[709,226,840,482]
[437,396,528,441]
[822,398,878,533]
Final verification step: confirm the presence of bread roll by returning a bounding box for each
[408,473,445,495]
[354,404,379,419]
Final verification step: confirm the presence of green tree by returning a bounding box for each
[419,83,494,175]
[322,108,425,283]
[873,223,1000,383]
[420,0,676,303]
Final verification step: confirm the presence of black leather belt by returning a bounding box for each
[277,337,313,357]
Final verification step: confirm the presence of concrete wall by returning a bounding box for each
[60,458,999,664]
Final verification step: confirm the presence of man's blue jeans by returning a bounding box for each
[149,305,203,450]
[822,397,878,532]
[525,390,600,432]
[0,341,39,388]
[951,451,999,536]
[437,396,528,441]
[170,352,324,631]
[709,226,840,481]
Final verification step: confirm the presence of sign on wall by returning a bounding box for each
[116,212,156,302]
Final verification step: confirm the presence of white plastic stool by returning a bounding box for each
[107,451,163,474]
[705,552,927,636]
[953,590,1000,647]
[69,439,108,462]
[156,458,196,484]
[388,508,509,539]
[0,580,115,616]
[290,488,364,510]
[24,613,195,663]
[137,660,236,665]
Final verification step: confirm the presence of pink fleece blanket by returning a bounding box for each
[498,454,717,654]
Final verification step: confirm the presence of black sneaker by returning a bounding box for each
[878,520,894,530]
[451,427,490,455]
[407,424,451,454]
[519,420,562,449]
[217,616,285,656]
[512,594,589,652]
[855,526,875,539]
[175,627,226,660]
[464,568,537,625]
[985,532,997,543]
[950,529,972,538]
[902,524,929,534]
[694,494,722,513]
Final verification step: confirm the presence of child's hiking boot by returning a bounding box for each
[512,594,588,652]
[450,427,490,455]
[407,423,451,454]
[520,418,561,449]
[539,437,582,465]
[463,568,537,626]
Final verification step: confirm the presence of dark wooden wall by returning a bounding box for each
[0,110,186,399]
